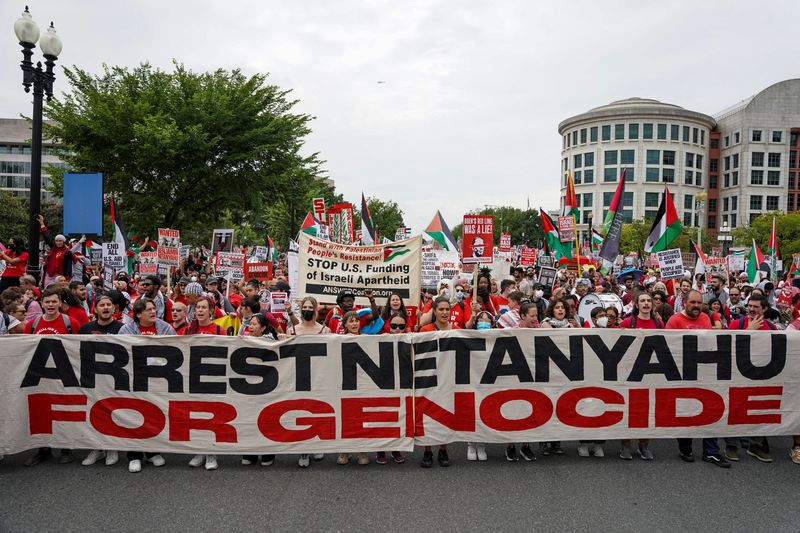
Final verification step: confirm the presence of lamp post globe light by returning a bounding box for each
[14,6,63,281]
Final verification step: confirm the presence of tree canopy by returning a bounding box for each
[732,211,800,257]
[44,62,325,243]
[451,206,543,246]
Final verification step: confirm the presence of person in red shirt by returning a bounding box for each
[119,298,176,336]
[55,286,90,327]
[171,301,189,334]
[0,236,29,291]
[22,287,80,467]
[464,269,503,318]
[37,215,73,287]
[665,289,727,468]
[181,296,227,336]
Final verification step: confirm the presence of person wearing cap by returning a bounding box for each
[205,277,234,314]
[172,276,192,306]
[37,214,73,287]
[183,281,205,322]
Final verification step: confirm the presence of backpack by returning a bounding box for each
[630,314,663,329]
[31,313,72,334]
[735,317,777,330]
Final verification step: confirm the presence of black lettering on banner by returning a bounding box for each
[21,338,79,388]
[735,334,786,380]
[534,336,584,382]
[280,343,327,391]
[132,345,184,392]
[397,341,413,389]
[229,347,279,395]
[583,335,635,381]
[189,346,228,394]
[412,340,438,389]
[79,340,130,390]
[682,335,732,381]
[480,336,533,384]
[439,337,485,385]
[627,335,681,381]
[341,341,395,390]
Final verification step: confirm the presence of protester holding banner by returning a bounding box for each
[182,297,227,337]
[0,236,28,291]
[706,299,725,329]
[119,298,176,336]
[379,291,410,333]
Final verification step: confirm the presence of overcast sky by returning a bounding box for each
[3,1,799,233]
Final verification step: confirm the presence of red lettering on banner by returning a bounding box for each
[479,389,553,431]
[628,389,650,429]
[405,396,415,437]
[414,392,475,436]
[28,393,87,434]
[556,387,625,428]
[258,399,336,442]
[654,388,725,427]
[89,398,166,439]
[727,386,782,425]
[168,401,238,443]
[341,397,401,439]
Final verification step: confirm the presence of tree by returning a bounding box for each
[354,197,405,241]
[451,206,543,246]
[621,218,715,257]
[0,191,28,242]
[732,211,800,258]
[44,62,323,240]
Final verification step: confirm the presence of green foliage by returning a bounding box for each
[620,218,715,256]
[451,206,543,246]
[732,211,800,257]
[0,191,28,241]
[44,61,323,242]
[353,197,405,241]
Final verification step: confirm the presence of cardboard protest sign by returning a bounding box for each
[139,251,158,275]
[298,232,422,307]
[102,266,114,290]
[538,266,558,289]
[328,203,355,245]
[421,250,460,289]
[253,246,269,261]
[312,197,326,222]
[179,245,192,262]
[244,261,273,282]
[288,240,300,299]
[211,229,234,254]
[89,247,103,266]
[727,254,745,273]
[157,228,180,266]
[558,216,575,243]
[215,252,245,279]
[270,292,288,313]
[499,232,512,252]
[462,215,494,264]
[520,247,537,266]
[538,255,554,268]
[705,257,728,284]
[102,242,126,270]
[656,248,684,280]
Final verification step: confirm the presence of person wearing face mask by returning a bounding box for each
[0,237,28,292]
[590,306,609,328]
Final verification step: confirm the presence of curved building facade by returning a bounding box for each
[558,98,716,241]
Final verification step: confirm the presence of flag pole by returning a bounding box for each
[574,212,581,279]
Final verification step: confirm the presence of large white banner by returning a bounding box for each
[298,232,422,307]
[1,330,798,455]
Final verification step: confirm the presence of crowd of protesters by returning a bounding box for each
[2,222,800,472]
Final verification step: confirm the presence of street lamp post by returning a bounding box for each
[694,192,707,252]
[14,6,63,281]
[717,221,732,256]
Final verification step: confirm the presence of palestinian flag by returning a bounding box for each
[746,238,766,283]
[361,193,377,245]
[644,186,682,253]
[383,243,410,262]
[266,235,276,262]
[563,173,579,219]
[599,172,626,263]
[603,168,627,236]
[768,217,778,281]
[110,196,129,252]
[540,208,572,260]
[301,212,322,236]
[425,210,457,251]
[690,239,707,277]
[591,229,603,252]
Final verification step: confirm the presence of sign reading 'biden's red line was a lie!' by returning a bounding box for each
[0,329,797,454]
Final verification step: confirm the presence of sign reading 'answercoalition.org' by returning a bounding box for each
[298,231,422,307]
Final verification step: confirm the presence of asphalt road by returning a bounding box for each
[1,438,798,533]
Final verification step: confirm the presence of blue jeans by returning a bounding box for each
[677,438,719,456]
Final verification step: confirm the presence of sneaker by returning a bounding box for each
[505,445,519,462]
[421,450,433,468]
[437,449,451,467]
[105,450,119,466]
[189,454,205,468]
[790,446,800,465]
[637,444,653,461]
[519,444,536,462]
[260,455,275,466]
[593,444,604,458]
[205,455,218,471]
[466,443,477,461]
[336,453,350,465]
[82,450,105,466]
[241,457,254,466]
[746,445,773,463]
[357,453,370,465]
[391,451,406,464]
[58,449,74,464]
[702,453,731,468]
[128,459,142,473]
[24,448,51,467]
[724,445,739,462]
[538,442,551,456]
[298,454,310,468]
[679,450,695,463]
[312,453,325,461]
[551,442,564,455]
[619,445,633,460]
[148,454,166,467]
[476,444,487,461]
[577,444,590,457]
[375,452,388,465]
